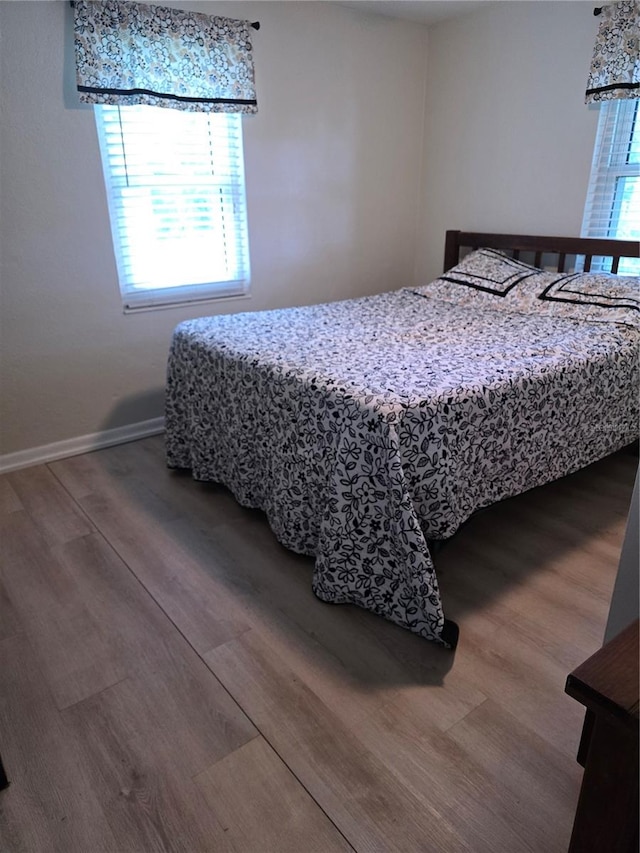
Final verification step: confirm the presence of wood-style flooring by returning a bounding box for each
[0,436,636,852]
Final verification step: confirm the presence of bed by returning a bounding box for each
[166,232,640,648]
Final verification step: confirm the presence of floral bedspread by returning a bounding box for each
[165,290,639,645]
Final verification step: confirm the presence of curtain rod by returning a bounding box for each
[593,6,602,14]
[68,2,260,28]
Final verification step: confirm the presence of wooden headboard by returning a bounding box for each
[444,230,640,275]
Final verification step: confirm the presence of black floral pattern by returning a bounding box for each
[74,0,257,113]
[165,289,639,646]
[586,1,639,103]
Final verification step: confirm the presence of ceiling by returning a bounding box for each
[337,1,489,26]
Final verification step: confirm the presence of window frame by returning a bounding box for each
[94,104,252,312]
[581,99,639,275]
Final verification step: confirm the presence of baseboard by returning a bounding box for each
[0,417,165,474]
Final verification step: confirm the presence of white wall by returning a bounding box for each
[416,1,600,283]
[605,470,639,642]
[0,1,428,456]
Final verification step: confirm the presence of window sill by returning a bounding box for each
[122,290,252,314]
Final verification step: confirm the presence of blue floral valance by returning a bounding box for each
[585,1,640,103]
[73,0,258,113]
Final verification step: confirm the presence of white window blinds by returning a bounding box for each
[95,104,251,310]
[581,99,640,274]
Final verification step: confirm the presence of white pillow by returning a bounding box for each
[411,248,640,329]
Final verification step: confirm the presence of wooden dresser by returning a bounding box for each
[565,618,639,853]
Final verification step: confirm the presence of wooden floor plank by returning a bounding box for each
[0,576,22,642]
[62,676,240,853]
[459,526,616,628]
[0,508,258,772]
[205,629,474,853]
[0,633,118,853]
[446,622,587,758]
[52,532,259,776]
[50,456,253,654]
[353,694,580,853]
[0,511,128,708]
[0,475,23,515]
[5,466,93,545]
[82,491,253,653]
[444,699,582,849]
[195,736,354,853]
[50,437,249,530]
[438,503,623,624]
[439,542,610,672]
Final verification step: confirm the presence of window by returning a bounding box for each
[95,104,251,311]
[581,99,640,275]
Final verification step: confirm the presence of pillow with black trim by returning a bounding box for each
[410,248,541,309]
[536,271,639,328]
[410,248,640,329]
